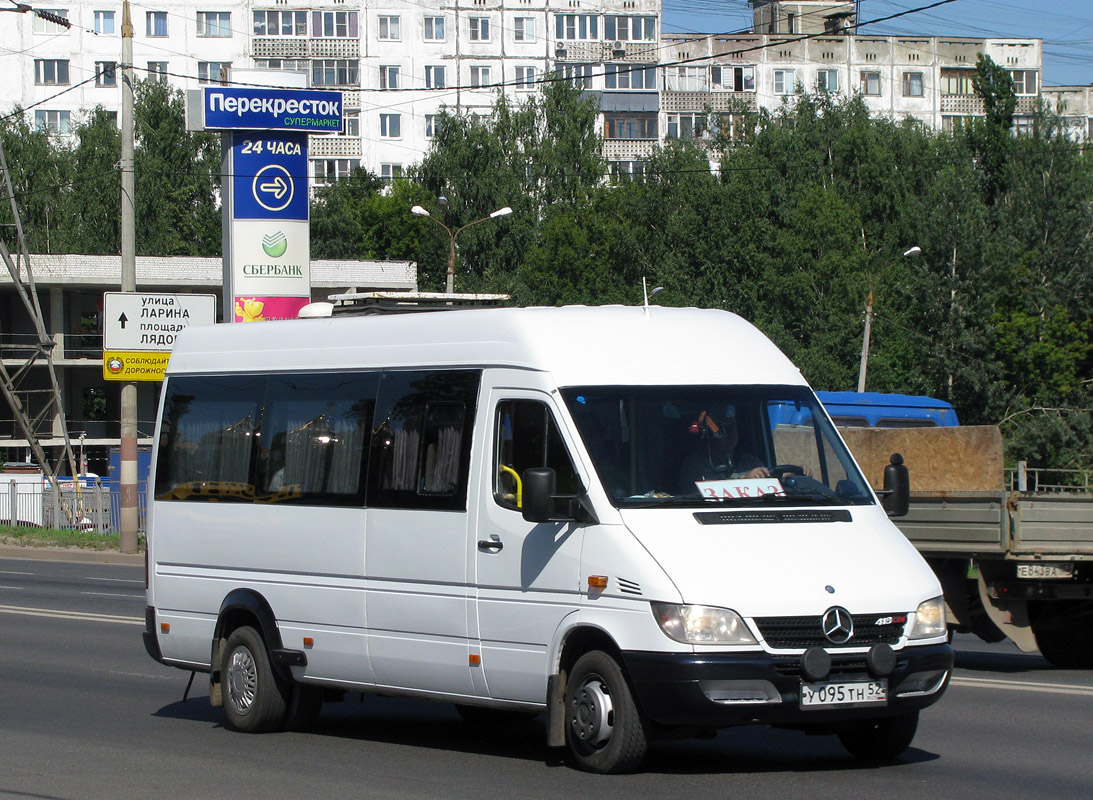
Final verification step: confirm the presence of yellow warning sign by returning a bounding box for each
[102,351,171,382]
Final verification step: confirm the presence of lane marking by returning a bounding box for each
[85,576,143,584]
[0,584,21,590]
[0,570,33,576]
[0,603,142,626]
[950,675,1093,697]
[81,591,140,599]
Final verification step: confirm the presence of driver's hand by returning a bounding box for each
[743,467,770,479]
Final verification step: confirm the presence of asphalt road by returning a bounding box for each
[1,550,1090,800]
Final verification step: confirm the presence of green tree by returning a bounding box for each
[133,79,221,255]
[56,107,121,254]
[0,109,70,253]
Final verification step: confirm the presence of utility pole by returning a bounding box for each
[119,0,138,553]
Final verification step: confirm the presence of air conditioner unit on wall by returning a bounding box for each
[612,40,625,54]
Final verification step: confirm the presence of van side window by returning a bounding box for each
[155,371,377,506]
[494,400,580,511]
[258,372,377,505]
[154,375,263,502]
[368,370,480,511]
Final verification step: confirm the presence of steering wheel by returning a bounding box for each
[770,464,805,479]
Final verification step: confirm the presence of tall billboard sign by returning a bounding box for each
[187,83,343,322]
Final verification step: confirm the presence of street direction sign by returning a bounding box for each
[103,292,217,352]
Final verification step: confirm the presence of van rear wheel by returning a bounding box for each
[565,650,648,774]
[837,710,919,759]
[221,626,289,733]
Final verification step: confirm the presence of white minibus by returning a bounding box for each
[143,305,951,773]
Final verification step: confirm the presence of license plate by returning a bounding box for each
[1016,562,1074,579]
[800,680,887,708]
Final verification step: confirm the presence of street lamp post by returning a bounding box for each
[857,246,921,393]
[411,201,513,294]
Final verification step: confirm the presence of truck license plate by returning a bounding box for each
[1016,562,1074,579]
[800,680,887,708]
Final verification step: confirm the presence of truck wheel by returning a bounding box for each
[837,711,919,760]
[565,650,648,774]
[221,626,289,733]
[1032,614,1093,669]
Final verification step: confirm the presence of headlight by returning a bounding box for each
[651,602,757,645]
[908,596,947,640]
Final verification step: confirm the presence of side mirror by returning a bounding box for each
[522,468,557,523]
[882,453,909,517]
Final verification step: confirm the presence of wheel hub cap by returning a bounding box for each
[572,676,614,748]
[227,648,258,714]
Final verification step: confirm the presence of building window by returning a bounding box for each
[712,112,750,143]
[555,63,593,89]
[147,61,168,82]
[604,15,655,42]
[1011,70,1038,95]
[198,62,232,84]
[314,10,357,38]
[34,109,70,133]
[469,17,490,41]
[312,59,358,86]
[378,15,400,40]
[514,17,534,41]
[380,164,403,183]
[146,11,167,37]
[341,111,360,137]
[859,70,881,96]
[314,159,356,183]
[93,10,114,35]
[423,65,446,89]
[95,61,117,87]
[33,8,67,33]
[424,16,445,41]
[34,59,69,85]
[255,58,309,72]
[712,65,755,92]
[665,66,706,92]
[555,14,598,41]
[816,69,839,92]
[197,11,231,37]
[515,66,537,89]
[604,114,656,140]
[605,64,655,90]
[380,65,399,90]
[470,66,491,88]
[380,113,401,138]
[253,10,308,36]
[940,69,975,96]
[666,113,706,140]
[610,160,646,181]
[773,69,796,95]
[902,71,923,97]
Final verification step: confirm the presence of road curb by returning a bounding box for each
[0,543,144,565]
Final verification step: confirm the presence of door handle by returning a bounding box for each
[478,536,504,553]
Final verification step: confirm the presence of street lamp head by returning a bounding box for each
[490,206,513,219]
[903,246,922,258]
[411,205,431,217]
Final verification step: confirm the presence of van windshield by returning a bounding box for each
[561,385,874,509]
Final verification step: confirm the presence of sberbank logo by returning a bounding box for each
[262,231,288,258]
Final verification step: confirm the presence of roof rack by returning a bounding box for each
[300,291,511,318]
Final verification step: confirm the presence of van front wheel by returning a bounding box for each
[565,650,647,774]
[221,626,288,733]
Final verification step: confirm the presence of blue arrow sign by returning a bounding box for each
[232,131,309,221]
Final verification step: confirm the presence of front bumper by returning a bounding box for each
[622,643,953,728]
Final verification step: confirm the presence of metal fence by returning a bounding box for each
[1,478,147,536]
[1006,462,1093,494]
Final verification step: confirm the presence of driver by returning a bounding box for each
[678,408,769,484]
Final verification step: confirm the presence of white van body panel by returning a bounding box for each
[619,505,940,620]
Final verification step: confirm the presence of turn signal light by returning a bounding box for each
[588,576,608,589]
[303,637,314,647]
[160,622,170,634]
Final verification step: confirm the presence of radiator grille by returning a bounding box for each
[753,613,905,649]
